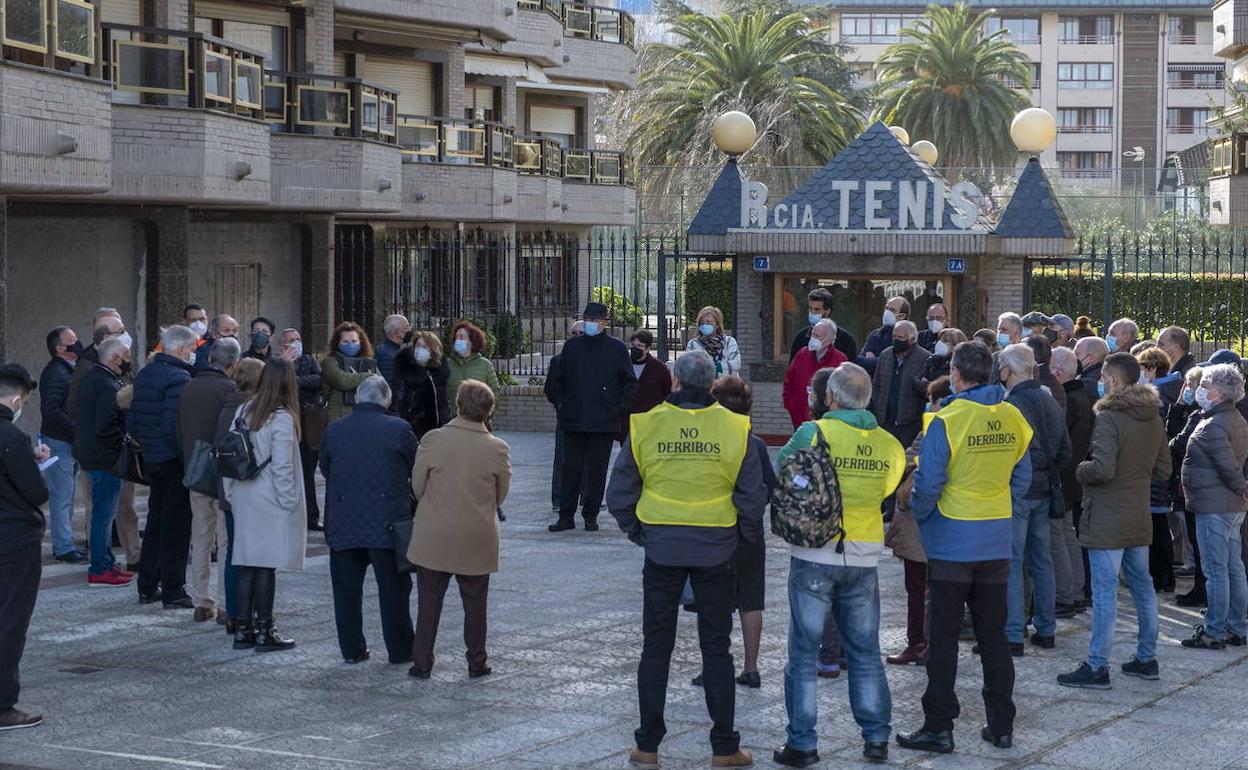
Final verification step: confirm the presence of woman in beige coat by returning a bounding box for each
[407,379,511,680]
[223,358,306,653]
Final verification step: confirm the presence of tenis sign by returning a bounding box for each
[739,178,983,232]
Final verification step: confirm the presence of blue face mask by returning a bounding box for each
[1106,336,1119,352]
[996,332,1011,348]
[698,323,716,337]
[1096,381,1106,398]
[808,312,822,325]
[338,341,361,357]
[924,402,933,413]
[1182,387,1196,406]
[453,339,470,356]
[584,322,601,336]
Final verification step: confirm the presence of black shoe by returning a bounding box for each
[55,549,87,564]
[548,519,575,532]
[691,673,704,687]
[1176,591,1207,608]
[162,593,194,609]
[407,666,431,679]
[344,650,370,664]
[896,728,954,754]
[981,726,1012,749]
[1228,634,1247,647]
[1121,656,1160,680]
[773,744,819,768]
[584,519,599,532]
[1055,603,1079,619]
[863,741,888,762]
[1057,662,1111,689]
[253,618,296,652]
[972,642,1024,657]
[468,666,492,679]
[232,618,256,649]
[0,708,43,731]
[138,590,161,605]
[735,671,761,688]
[1181,628,1225,650]
[1156,579,1176,593]
[496,509,506,522]
[1030,634,1055,649]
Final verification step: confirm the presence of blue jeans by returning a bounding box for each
[87,470,121,576]
[784,557,891,749]
[1195,512,1248,640]
[1087,546,1157,670]
[1007,496,1057,643]
[43,436,78,556]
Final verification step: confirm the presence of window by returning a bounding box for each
[984,16,1040,44]
[529,104,578,149]
[1168,16,1199,44]
[1057,63,1113,89]
[1167,65,1224,89]
[1058,151,1112,178]
[519,235,578,309]
[1167,108,1213,134]
[1001,63,1040,90]
[465,84,498,122]
[852,62,876,86]
[840,13,919,44]
[1057,108,1112,133]
[1059,16,1113,44]
[3,0,47,52]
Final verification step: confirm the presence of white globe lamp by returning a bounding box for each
[912,140,938,166]
[889,125,911,145]
[1010,108,1056,155]
[711,111,757,157]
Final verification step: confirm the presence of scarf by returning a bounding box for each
[699,332,725,361]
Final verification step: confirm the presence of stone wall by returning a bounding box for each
[491,385,557,432]
[270,135,402,212]
[979,254,1026,328]
[187,221,304,334]
[399,163,516,222]
[561,183,635,227]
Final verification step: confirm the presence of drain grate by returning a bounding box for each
[59,665,103,675]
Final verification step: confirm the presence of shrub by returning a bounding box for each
[591,286,643,327]
[684,262,734,329]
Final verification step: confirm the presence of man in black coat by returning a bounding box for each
[789,286,858,362]
[38,325,84,563]
[869,320,931,449]
[1075,336,1108,403]
[75,338,132,586]
[1051,347,1093,613]
[544,302,637,532]
[545,321,584,513]
[0,363,50,732]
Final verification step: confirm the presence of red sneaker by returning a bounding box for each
[89,569,135,587]
[110,565,134,579]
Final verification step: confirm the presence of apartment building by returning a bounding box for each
[1209,0,1248,222]
[824,0,1225,185]
[0,0,637,385]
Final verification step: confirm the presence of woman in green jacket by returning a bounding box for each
[447,321,499,417]
[320,321,377,422]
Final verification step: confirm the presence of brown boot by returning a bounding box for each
[711,749,753,767]
[628,747,659,769]
[886,644,927,665]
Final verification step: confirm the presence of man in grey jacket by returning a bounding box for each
[607,350,766,770]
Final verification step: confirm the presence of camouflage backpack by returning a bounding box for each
[770,428,845,550]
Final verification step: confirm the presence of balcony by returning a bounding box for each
[335,0,515,44]
[512,1,636,89]
[1059,35,1114,45]
[1167,125,1218,135]
[1214,0,1248,59]
[0,0,112,194]
[102,24,271,204]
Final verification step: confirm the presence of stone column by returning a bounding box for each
[446,46,466,118]
[152,0,189,30]
[301,215,335,348]
[147,208,190,333]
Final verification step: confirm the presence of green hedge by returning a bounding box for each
[591,286,643,327]
[440,313,532,360]
[1030,270,1248,347]
[684,262,734,330]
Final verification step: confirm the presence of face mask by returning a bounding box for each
[1196,385,1213,411]
[997,332,1011,348]
[251,331,270,351]
[893,339,912,355]
[117,332,133,350]
[9,400,21,421]
[808,312,823,325]
[924,402,933,413]
[338,341,361,357]
[698,323,716,337]
[882,309,897,327]
[1138,372,1149,385]
[453,339,470,356]
[927,319,944,334]
[630,348,646,364]
[182,349,196,365]
[67,341,85,358]
[119,360,132,377]
[584,321,601,337]
[1097,381,1106,399]
[413,346,431,365]
[934,340,949,357]
[807,337,823,353]
[1044,329,1058,343]
[1182,387,1196,406]
[287,341,303,359]
[1106,336,1119,352]
[189,320,208,337]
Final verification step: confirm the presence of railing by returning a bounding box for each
[1001,78,1039,90]
[1060,168,1113,179]
[2,0,97,66]
[1059,34,1114,45]
[999,34,1041,44]
[101,24,266,119]
[1169,34,1211,45]
[1057,80,1114,89]
[842,34,907,44]
[1166,124,1217,135]
[517,0,635,49]
[1058,125,1113,134]
[263,71,398,143]
[1167,79,1224,90]
[515,134,563,177]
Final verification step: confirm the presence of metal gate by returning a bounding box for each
[335,224,375,327]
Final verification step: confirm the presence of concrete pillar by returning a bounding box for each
[446,46,466,118]
[152,0,188,30]
[301,216,335,349]
[147,208,190,334]
[307,0,335,74]
[501,77,517,128]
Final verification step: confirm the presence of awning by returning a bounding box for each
[1167,63,1225,72]
[464,54,549,83]
[515,79,611,95]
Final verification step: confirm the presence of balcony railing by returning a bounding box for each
[1001,78,1039,90]
[102,24,266,119]
[263,71,398,144]
[1058,125,1113,134]
[397,115,633,186]
[1167,79,1224,90]
[1211,133,1248,177]
[1169,34,1212,45]
[1059,34,1114,45]
[1167,124,1217,135]
[1060,168,1113,178]
[3,0,98,67]
[517,1,635,49]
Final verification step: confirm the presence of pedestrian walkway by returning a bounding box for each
[6,432,1248,770]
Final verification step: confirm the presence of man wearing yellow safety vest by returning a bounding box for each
[606,350,766,770]
[896,341,1033,757]
[772,363,904,768]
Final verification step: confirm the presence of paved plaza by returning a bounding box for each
[4,432,1248,770]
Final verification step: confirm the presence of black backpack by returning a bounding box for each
[216,415,271,481]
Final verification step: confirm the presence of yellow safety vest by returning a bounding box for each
[813,418,906,544]
[631,402,751,527]
[931,397,1033,521]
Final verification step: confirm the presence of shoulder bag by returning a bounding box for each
[112,434,148,486]
[386,483,419,573]
[181,439,219,496]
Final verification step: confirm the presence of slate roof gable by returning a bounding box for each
[995,157,1075,240]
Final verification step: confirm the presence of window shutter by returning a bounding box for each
[194,0,289,27]
[100,0,141,25]
[361,57,434,116]
[528,105,576,135]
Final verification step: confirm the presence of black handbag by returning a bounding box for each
[386,485,419,573]
[112,434,148,486]
[181,439,219,496]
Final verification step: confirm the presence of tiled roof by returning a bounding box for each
[687,160,743,236]
[995,158,1074,239]
[772,121,989,231]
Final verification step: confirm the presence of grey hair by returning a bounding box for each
[1050,346,1078,379]
[208,337,241,369]
[827,362,872,410]
[893,320,918,339]
[1074,335,1109,362]
[1185,365,1204,388]
[210,314,235,333]
[1110,317,1139,339]
[1000,343,1036,378]
[279,327,300,342]
[1201,363,1245,403]
[813,318,838,336]
[997,312,1022,333]
[93,307,120,323]
[96,337,128,364]
[161,324,198,353]
[383,314,409,336]
[356,374,392,406]
[674,350,716,391]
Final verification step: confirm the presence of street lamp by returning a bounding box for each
[712,111,757,158]
[1010,107,1057,155]
[912,140,938,166]
[1123,146,1146,233]
[889,126,911,145]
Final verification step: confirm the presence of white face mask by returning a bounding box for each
[182,349,196,365]
[883,309,897,327]
[8,396,22,421]
[807,337,823,353]
[189,320,208,337]
[928,319,944,334]
[117,331,133,350]
[1196,385,1214,411]
[413,346,431,365]
[934,340,949,357]
[287,340,303,359]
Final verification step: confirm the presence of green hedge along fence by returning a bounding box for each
[684,262,734,330]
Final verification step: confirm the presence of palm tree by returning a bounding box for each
[873,3,1031,175]
[612,9,863,200]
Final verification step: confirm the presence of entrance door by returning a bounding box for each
[775,275,952,360]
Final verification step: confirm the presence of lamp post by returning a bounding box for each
[912,140,938,166]
[712,111,758,159]
[1010,107,1057,158]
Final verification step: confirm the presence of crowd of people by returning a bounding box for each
[0,292,1246,770]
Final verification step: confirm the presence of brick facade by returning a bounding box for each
[270,135,403,212]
